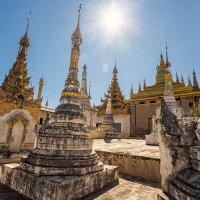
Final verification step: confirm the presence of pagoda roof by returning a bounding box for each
[126,82,200,103]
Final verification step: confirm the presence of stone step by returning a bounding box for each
[169,182,197,200]
[173,177,200,197]
[176,168,200,190]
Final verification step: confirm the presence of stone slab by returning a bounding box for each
[93,139,160,183]
[93,139,160,159]
[1,163,119,200]
[96,151,161,183]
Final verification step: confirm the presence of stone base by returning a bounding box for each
[1,163,119,200]
[19,160,104,176]
[145,132,158,146]
[0,151,28,164]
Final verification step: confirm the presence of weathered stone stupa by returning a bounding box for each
[80,64,97,127]
[157,70,200,200]
[100,95,119,139]
[1,4,118,200]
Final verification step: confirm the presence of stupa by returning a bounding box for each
[100,95,120,139]
[157,70,200,200]
[1,4,118,200]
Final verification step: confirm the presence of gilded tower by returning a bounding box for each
[0,18,41,121]
[155,53,169,84]
[1,19,33,103]
[97,62,129,136]
[98,62,127,115]
[61,5,82,101]
[0,17,42,162]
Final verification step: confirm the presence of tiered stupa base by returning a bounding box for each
[105,131,121,140]
[0,101,119,199]
[101,114,120,140]
[1,163,118,200]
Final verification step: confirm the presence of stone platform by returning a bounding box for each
[93,139,161,183]
[1,163,118,200]
[0,176,161,200]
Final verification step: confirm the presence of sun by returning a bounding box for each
[102,5,124,33]
[85,1,139,48]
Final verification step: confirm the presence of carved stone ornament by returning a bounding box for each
[6,112,29,148]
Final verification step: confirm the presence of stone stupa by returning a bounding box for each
[1,4,118,200]
[100,95,120,140]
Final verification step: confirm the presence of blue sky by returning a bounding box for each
[0,0,200,108]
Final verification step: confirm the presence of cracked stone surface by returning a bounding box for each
[92,139,160,159]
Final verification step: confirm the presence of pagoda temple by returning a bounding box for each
[0,18,43,163]
[127,45,200,138]
[97,62,130,137]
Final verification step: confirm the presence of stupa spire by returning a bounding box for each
[109,63,125,110]
[176,72,180,83]
[143,79,147,89]
[37,77,44,101]
[98,62,126,114]
[71,3,82,46]
[80,64,88,95]
[165,43,169,66]
[45,99,49,107]
[62,3,82,100]
[80,64,90,106]
[188,74,192,86]
[155,51,169,84]
[180,74,185,86]
[113,60,118,75]
[1,18,33,103]
[130,85,134,99]
[192,69,200,92]
[138,82,142,92]
[160,53,165,65]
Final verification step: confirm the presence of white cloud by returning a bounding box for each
[102,63,109,73]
